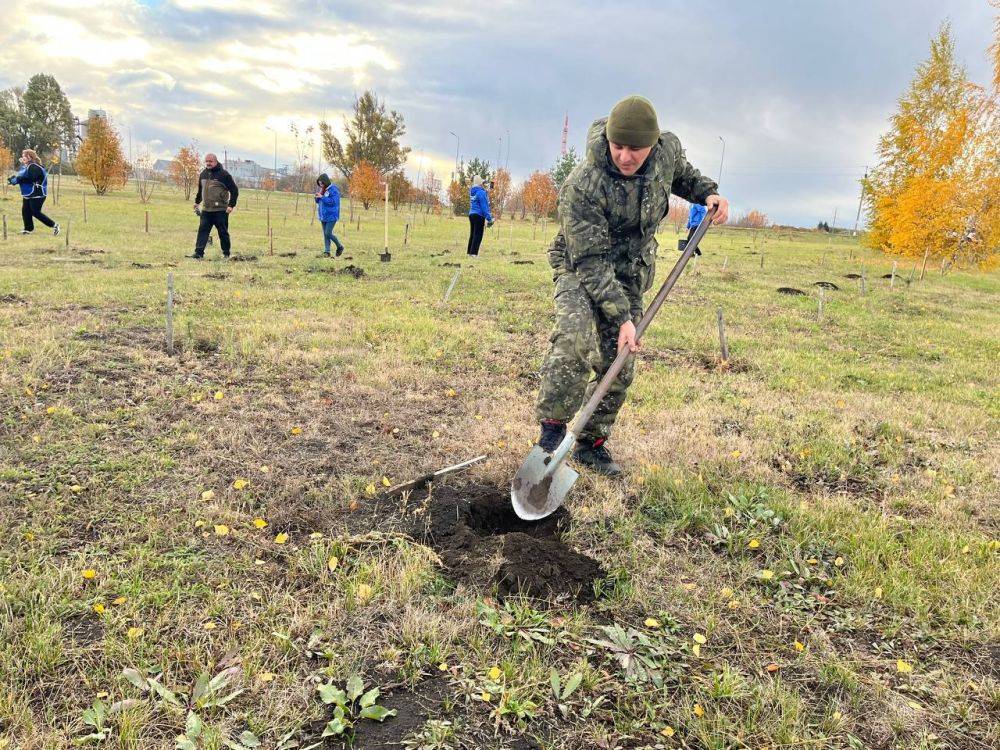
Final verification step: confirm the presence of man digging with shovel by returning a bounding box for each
[534,95,729,477]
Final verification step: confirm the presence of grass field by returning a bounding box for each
[1,177,997,750]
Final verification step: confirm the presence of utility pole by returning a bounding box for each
[853,167,868,236]
[505,128,511,173]
[265,126,277,190]
[717,135,726,186]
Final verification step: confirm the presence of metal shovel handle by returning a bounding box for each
[568,206,716,438]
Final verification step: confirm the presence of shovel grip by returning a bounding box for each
[568,207,716,438]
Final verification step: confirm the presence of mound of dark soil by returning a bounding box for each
[511,260,534,265]
[340,265,365,279]
[777,287,807,295]
[844,273,862,279]
[130,262,152,269]
[229,254,258,262]
[409,483,602,603]
[277,251,297,258]
[442,262,461,268]
[813,281,840,290]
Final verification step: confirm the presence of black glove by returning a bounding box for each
[7,176,16,185]
[487,219,494,228]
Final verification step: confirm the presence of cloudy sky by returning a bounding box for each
[1,0,996,226]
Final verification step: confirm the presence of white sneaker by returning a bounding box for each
[20,229,33,235]
[53,224,60,236]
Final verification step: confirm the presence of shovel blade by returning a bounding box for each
[510,445,579,520]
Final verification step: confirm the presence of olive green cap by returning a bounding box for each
[605,95,660,148]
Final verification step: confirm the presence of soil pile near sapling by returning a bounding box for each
[408,483,604,603]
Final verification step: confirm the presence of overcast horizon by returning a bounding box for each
[1,0,996,227]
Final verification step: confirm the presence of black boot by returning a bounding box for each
[538,419,566,453]
[574,437,622,476]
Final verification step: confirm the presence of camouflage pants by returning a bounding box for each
[535,272,635,440]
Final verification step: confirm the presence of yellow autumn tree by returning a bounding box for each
[0,136,13,197]
[521,171,557,222]
[169,144,201,201]
[864,22,999,270]
[348,160,383,210]
[490,168,513,220]
[76,114,128,195]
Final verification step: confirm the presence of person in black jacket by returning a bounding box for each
[190,153,238,259]
[7,149,59,235]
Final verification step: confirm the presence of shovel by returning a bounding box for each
[511,207,717,520]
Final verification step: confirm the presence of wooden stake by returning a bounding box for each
[269,228,274,255]
[890,261,897,289]
[166,273,174,354]
[384,182,389,251]
[908,261,916,283]
[65,218,70,248]
[2,214,6,241]
[145,210,150,233]
[818,288,825,321]
[404,223,409,245]
[722,255,728,271]
[716,307,729,362]
[83,194,87,222]
[919,248,929,281]
[760,250,765,270]
[860,270,867,295]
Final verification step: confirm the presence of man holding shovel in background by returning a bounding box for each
[534,96,728,475]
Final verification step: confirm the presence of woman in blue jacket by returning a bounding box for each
[8,149,59,236]
[314,173,344,257]
[467,175,493,256]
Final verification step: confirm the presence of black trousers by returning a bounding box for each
[195,211,231,256]
[22,197,55,232]
[467,214,485,256]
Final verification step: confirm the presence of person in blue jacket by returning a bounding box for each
[684,202,707,256]
[467,175,494,256]
[7,149,59,236]
[314,173,344,257]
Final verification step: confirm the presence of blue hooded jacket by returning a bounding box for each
[687,202,707,229]
[9,163,47,199]
[315,182,341,223]
[469,184,492,222]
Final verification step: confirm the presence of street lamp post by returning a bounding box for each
[264,126,277,190]
[717,135,726,187]
[448,131,460,181]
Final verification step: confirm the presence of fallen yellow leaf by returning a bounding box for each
[69,484,83,493]
[693,703,705,717]
[720,586,734,599]
[488,666,502,681]
[203,621,216,630]
[195,520,206,528]
[259,465,270,473]
[748,538,760,549]
[214,391,224,400]
[381,476,391,487]
[661,726,675,737]
[252,518,268,529]
[309,532,323,540]
[127,627,144,640]
[724,507,734,517]
[201,490,215,501]
[438,663,449,671]
[233,479,249,491]
[365,483,376,495]
[896,659,913,674]
[481,691,492,702]
[93,603,105,614]
[357,583,373,603]
[214,524,230,536]
[257,672,275,683]
[274,533,289,545]
[82,569,97,580]
[759,569,775,581]
[874,586,883,599]
[692,643,701,657]
[834,556,845,567]
[693,633,707,644]
[291,427,302,435]
[327,556,339,572]
[794,641,805,652]
[907,700,921,710]
[113,596,127,606]
[644,617,661,628]
[730,450,742,459]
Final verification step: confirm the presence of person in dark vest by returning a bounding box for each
[314,173,345,257]
[190,153,238,259]
[467,175,494,256]
[7,149,59,235]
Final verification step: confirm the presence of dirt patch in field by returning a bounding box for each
[777,287,807,296]
[407,483,603,603]
[338,677,452,749]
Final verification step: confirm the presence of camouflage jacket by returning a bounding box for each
[548,118,718,326]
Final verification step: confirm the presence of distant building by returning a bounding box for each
[153,159,173,174]
[224,157,269,185]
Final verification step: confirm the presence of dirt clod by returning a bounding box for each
[340,265,365,279]
[410,483,602,603]
[777,287,807,295]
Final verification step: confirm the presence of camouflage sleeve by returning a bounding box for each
[560,182,632,327]
[668,134,718,205]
